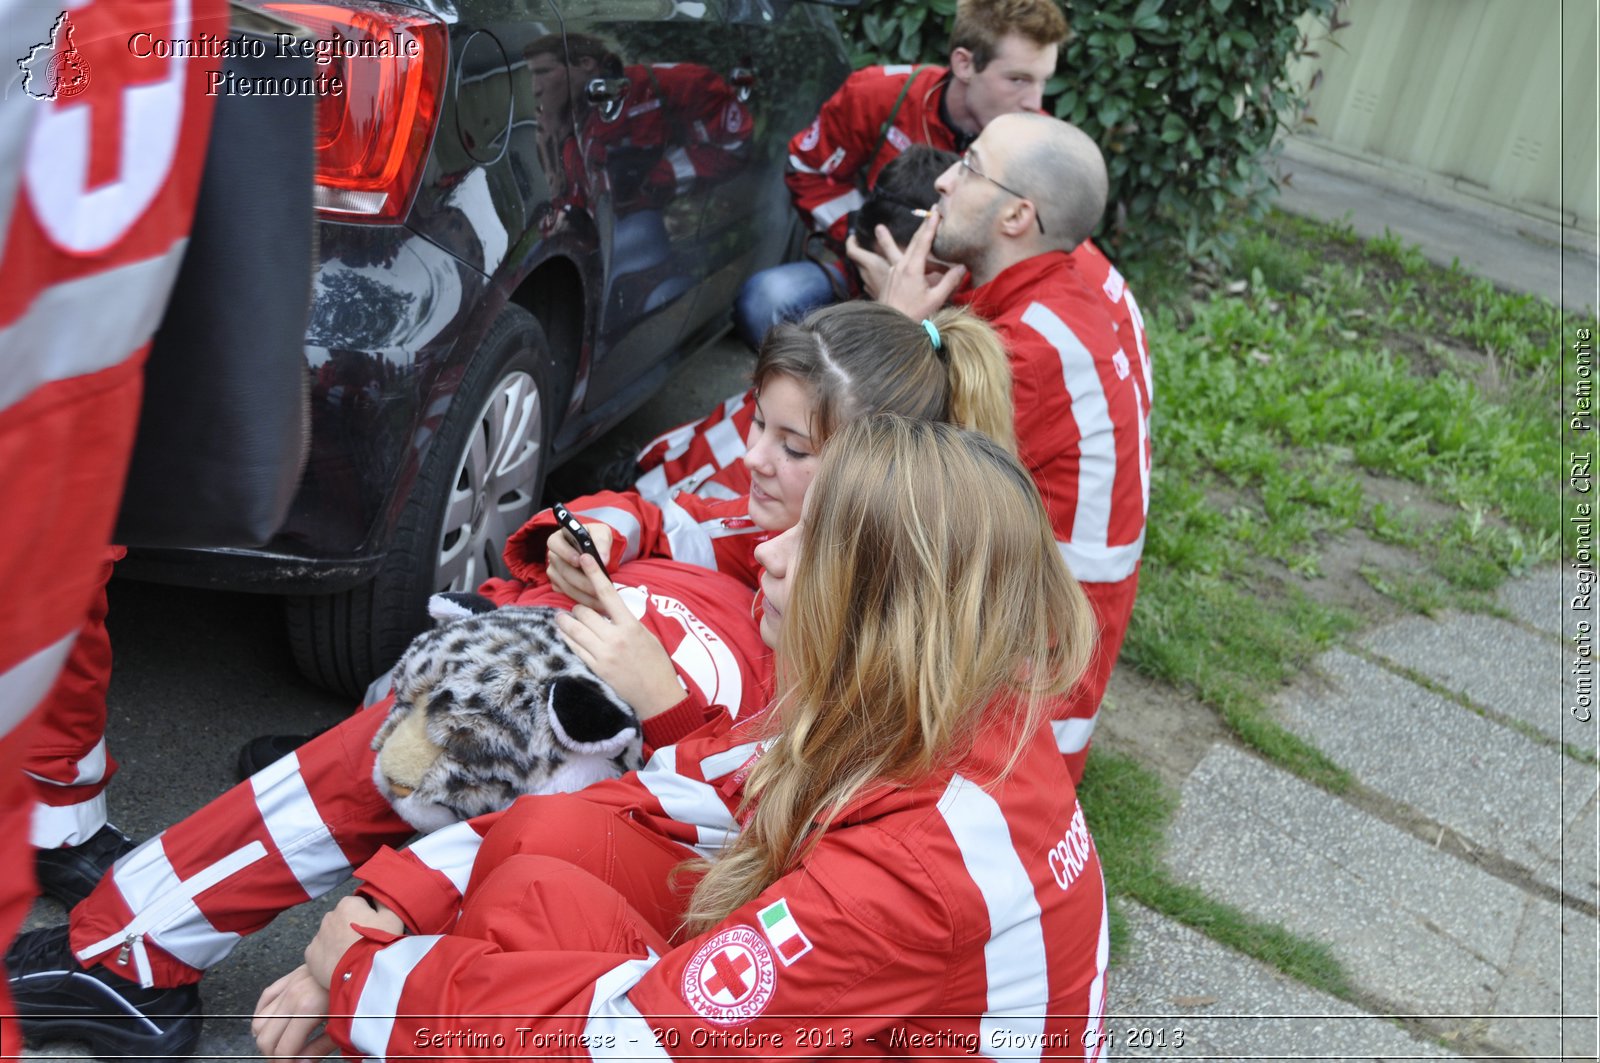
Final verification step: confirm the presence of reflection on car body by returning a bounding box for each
[121,0,849,697]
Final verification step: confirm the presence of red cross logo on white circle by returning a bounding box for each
[681,926,777,1026]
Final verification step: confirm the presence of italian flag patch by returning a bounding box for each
[756,899,812,965]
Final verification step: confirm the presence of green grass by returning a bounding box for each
[1078,751,1355,1000]
[1126,211,1586,784]
[1095,210,1589,1000]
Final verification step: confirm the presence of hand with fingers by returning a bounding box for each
[554,554,687,719]
[546,523,614,610]
[848,210,966,322]
[253,966,335,1063]
[253,897,406,1063]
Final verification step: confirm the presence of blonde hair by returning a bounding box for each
[684,415,1094,930]
[753,301,1015,454]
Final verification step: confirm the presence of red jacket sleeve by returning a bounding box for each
[785,66,898,243]
[504,492,766,589]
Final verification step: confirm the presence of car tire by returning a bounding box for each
[286,304,554,697]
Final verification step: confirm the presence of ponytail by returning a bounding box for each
[752,301,1014,454]
[927,307,1015,455]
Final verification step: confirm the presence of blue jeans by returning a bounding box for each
[732,259,846,350]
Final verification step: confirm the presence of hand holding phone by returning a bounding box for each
[551,501,608,577]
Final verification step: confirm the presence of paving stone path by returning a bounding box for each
[1109,568,1599,1061]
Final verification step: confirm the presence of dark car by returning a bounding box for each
[120,0,849,696]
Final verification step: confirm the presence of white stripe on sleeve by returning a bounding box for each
[575,504,644,563]
[665,146,695,185]
[809,189,865,231]
[405,819,487,900]
[1021,302,1116,550]
[636,745,740,858]
[937,775,1047,1061]
[348,934,443,1059]
[657,495,718,570]
[698,741,762,780]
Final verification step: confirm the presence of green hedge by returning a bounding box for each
[840,0,1338,278]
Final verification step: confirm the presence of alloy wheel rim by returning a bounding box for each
[435,369,542,593]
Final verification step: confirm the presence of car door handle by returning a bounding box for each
[585,77,630,122]
[728,66,755,103]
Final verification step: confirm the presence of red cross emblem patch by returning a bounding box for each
[681,926,777,1026]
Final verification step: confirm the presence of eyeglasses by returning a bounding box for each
[959,149,1045,236]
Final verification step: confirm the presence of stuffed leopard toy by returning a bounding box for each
[370,593,644,832]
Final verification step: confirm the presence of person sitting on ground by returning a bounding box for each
[731,0,1068,350]
[851,111,1153,782]
[252,414,1110,1062]
[5,301,1014,1059]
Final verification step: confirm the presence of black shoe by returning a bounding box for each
[595,452,643,493]
[6,925,202,1059]
[235,731,322,781]
[35,824,136,909]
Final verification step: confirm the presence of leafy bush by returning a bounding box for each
[839,0,1338,278]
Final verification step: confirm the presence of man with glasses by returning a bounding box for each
[855,113,1152,785]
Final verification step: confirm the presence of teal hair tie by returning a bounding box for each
[922,318,942,351]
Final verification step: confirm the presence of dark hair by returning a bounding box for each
[850,146,957,252]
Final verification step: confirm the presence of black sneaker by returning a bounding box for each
[35,824,136,909]
[235,731,322,781]
[6,925,202,1059]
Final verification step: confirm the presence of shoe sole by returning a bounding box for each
[14,971,202,1059]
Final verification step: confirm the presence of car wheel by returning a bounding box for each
[286,304,554,696]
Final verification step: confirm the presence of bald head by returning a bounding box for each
[987,113,1107,250]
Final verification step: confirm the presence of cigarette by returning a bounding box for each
[912,208,932,218]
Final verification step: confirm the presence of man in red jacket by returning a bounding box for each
[856,114,1152,781]
[730,0,1067,348]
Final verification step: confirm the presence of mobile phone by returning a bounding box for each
[551,501,608,576]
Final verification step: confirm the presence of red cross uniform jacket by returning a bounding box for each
[954,250,1152,769]
[328,710,1110,1059]
[786,64,964,244]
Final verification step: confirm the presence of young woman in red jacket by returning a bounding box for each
[8,303,1015,1061]
[255,414,1111,1061]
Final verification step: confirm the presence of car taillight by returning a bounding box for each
[263,0,446,222]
